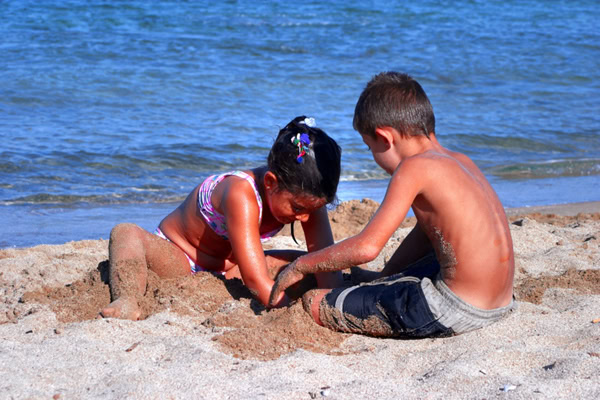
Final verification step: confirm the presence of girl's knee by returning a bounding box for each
[110,223,143,242]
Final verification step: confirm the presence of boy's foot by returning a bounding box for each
[100,297,141,320]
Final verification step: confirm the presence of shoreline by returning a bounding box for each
[504,200,599,217]
[1,199,598,250]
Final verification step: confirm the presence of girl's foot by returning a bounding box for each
[100,297,141,320]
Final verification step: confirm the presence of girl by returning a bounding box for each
[101,116,342,320]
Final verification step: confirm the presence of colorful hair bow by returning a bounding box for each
[291,133,310,163]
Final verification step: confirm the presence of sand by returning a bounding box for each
[1,199,599,399]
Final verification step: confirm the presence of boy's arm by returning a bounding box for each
[268,234,371,306]
[300,205,342,288]
[270,158,423,306]
[380,221,432,277]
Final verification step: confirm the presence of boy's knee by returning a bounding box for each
[301,290,314,314]
[302,289,330,326]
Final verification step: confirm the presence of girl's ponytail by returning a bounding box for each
[267,116,341,205]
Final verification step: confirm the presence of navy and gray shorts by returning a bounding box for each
[320,253,515,338]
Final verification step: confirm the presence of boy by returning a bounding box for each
[269,72,515,337]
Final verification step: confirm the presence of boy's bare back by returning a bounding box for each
[394,145,514,309]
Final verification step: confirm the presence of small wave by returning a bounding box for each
[489,159,600,179]
[451,133,567,153]
[2,194,108,206]
[1,192,186,206]
[340,172,389,181]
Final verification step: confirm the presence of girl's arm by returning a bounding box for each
[300,205,342,288]
[220,179,286,307]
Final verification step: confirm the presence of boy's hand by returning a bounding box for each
[268,261,304,307]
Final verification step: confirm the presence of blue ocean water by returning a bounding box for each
[1,0,599,248]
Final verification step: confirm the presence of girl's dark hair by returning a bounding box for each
[353,72,435,139]
[267,116,341,205]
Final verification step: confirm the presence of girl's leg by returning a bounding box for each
[100,223,191,320]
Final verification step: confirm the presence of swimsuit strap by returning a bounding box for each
[197,171,264,240]
[225,171,264,221]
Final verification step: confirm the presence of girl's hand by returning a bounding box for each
[268,291,291,309]
[269,261,304,307]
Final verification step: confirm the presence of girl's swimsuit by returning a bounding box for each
[197,170,282,241]
[155,171,282,274]
[153,227,209,274]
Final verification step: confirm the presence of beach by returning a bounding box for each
[1,199,598,399]
[2,2,599,397]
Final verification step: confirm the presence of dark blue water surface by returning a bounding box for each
[1,0,599,248]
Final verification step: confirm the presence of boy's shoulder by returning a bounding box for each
[392,148,468,177]
[388,148,483,198]
[411,148,474,169]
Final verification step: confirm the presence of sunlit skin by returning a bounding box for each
[101,165,339,320]
[270,127,515,325]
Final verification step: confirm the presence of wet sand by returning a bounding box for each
[0,200,599,399]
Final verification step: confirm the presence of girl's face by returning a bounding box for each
[266,189,327,225]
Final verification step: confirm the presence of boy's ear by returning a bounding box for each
[374,127,395,150]
[263,171,279,191]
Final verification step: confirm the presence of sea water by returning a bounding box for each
[1,0,599,248]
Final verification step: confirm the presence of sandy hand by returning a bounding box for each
[268,261,305,308]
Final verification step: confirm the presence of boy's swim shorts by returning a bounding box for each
[319,252,515,338]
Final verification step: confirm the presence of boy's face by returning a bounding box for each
[361,133,395,175]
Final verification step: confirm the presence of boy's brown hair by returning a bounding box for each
[353,72,435,139]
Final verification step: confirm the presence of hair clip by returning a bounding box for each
[291,133,311,163]
[300,117,316,128]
